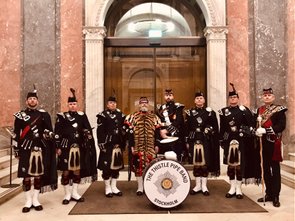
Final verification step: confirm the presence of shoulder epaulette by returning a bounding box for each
[239,105,246,111]
[96,112,106,118]
[175,103,185,110]
[13,111,26,120]
[175,102,185,108]
[277,105,287,112]
[77,111,84,115]
[206,107,212,112]
[57,112,65,118]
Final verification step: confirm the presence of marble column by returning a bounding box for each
[252,0,290,155]
[0,0,21,126]
[227,0,250,107]
[22,0,59,118]
[204,26,228,111]
[287,0,295,153]
[83,26,106,128]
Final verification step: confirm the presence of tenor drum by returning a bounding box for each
[143,158,190,208]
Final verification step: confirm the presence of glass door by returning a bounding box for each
[104,46,206,114]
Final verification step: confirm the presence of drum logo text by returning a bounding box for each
[145,161,188,184]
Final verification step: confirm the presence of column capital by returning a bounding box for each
[83,26,107,40]
[204,26,228,41]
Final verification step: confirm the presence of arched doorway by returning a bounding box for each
[83,0,227,127]
[125,68,162,113]
[103,1,207,114]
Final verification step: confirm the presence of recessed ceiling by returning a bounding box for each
[114,3,192,37]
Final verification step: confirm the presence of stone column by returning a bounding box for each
[204,26,228,111]
[286,0,295,153]
[83,26,106,128]
[22,0,59,118]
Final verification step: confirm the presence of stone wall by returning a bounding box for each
[22,0,60,117]
[227,0,251,106]
[0,1,21,126]
[0,0,84,126]
[251,0,287,105]
[249,0,292,155]
[286,0,295,153]
[60,0,84,112]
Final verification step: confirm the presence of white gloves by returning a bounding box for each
[255,127,266,137]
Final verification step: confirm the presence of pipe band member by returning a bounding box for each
[219,83,259,200]
[124,96,161,196]
[55,88,97,205]
[13,85,57,213]
[157,89,185,161]
[184,91,220,196]
[96,96,126,197]
[254,87,287,207]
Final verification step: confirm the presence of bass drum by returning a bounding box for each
[143,157,190,208]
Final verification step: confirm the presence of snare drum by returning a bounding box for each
[143,157,190,208]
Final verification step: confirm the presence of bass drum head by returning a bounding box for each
[143,159,190,208]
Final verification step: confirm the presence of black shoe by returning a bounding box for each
[236,194,243,199]
[202,191,210,196]
[190,189,201,195]
[225,192,236,198]
[113,191,123,196]
[62,199,70,205]
[105,193,113,198]
[273,197,280,207]
[257,195,273,202]
[34,205,43,211]
[136,191,143,196]
[71,197,85,202]
[22,206,31,213]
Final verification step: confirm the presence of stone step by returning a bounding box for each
[0,132,10,151]
[0,178,22,205]
[0,155,18,170]
[0,147,11,158]
[0,164,18,186]
[289,153,295,162]
[281,170,295,189]
[281,160,295,174]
